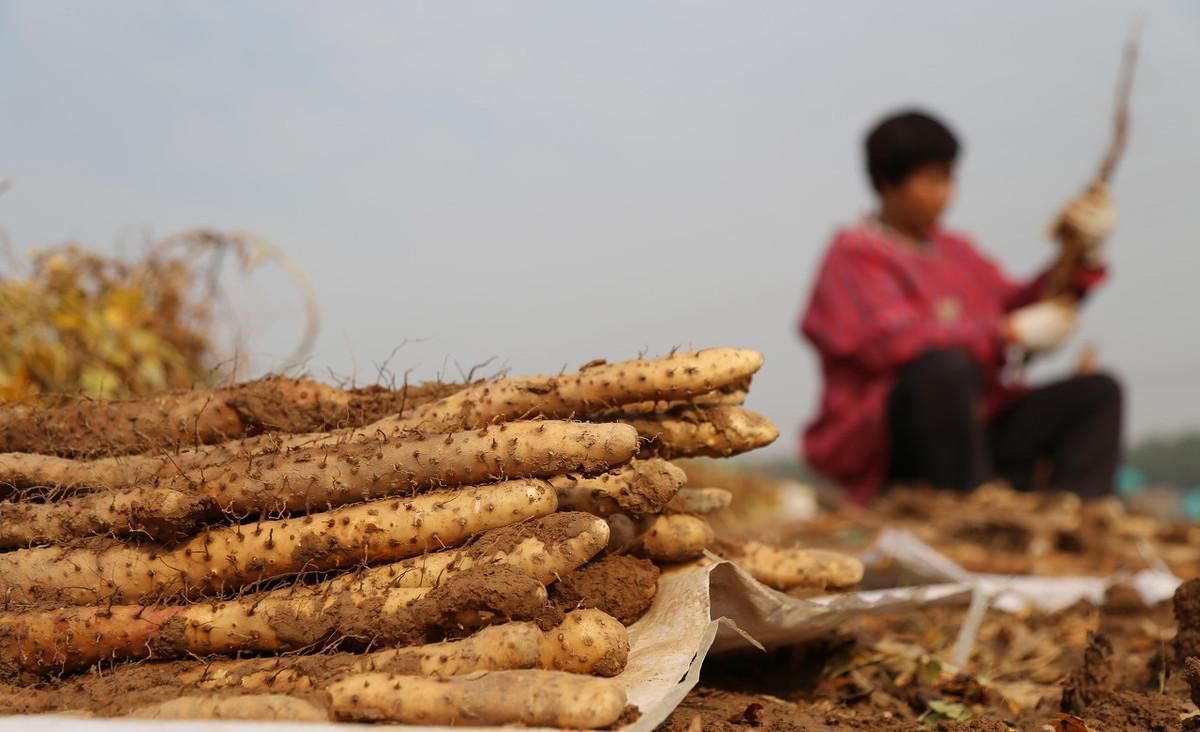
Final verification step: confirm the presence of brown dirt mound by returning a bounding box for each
[1186,657,1200,709]
[1082,689,1191,731]
[1060,632,1114,714]
[411,565,549,639]
[550,554,659,625]
[1177,578,1200,666]
[1061,630,1190,731]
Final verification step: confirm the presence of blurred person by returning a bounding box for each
[799,110,1121,505]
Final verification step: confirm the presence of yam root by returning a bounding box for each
[638,513,714,563]
[0,452,157,493]
[0,381,466,492]
[666,487,733,515]
[712,538,864,591]
[327,669,628,729]
[551,554,659,626]
[187,609,625,696]
[0,378,463,462]
[549,458,685,517]
[0,479,557,606]
[595,384,749,417]
[0,378,355,458]
[380,348,765,436]
[307,379,466,428]
[344,511,609,590]
[538,608,629,677]
[2,620,563,715]
[0,421,634,544]
[620,405,779,458]
[0,486,213,547]
[0,348,759,489]
[184,622,547,693]
[0,565,548,677]
[181,420,634,517]
[0,441,276,493]
[125,694,328,721]
[137,348,764,471]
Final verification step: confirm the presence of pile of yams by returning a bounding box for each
[0,348,861,728]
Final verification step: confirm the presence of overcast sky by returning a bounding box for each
[2,1,1198,454]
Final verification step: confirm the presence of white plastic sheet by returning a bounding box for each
[864,528,1182,613]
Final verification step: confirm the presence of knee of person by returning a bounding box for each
[903,349,979,390]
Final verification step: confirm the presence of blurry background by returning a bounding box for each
[1,1,1197,485]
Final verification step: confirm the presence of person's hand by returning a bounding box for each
[1053,183,1117,267]
[1005,299,1079,353]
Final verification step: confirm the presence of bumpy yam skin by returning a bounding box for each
[186,622,545,694]
[0,486,211,548]
[550,459,685,517]
[539,609,630,677]
[373,348,765,436]
[638,514,714,563]
[349,512,609,589]
[0,480,557,606]
[181,421,635,517]
[0,392,243,458]
[595,386,747,417]
[621,406,779,459]
[0,348,759,488]
[0,377,355,458]
[125,694,328,721]
[712,539,864,590]
[0,421,634,547]
[327,669,627,729]
[666,487,732,515]
[0,451,165,492]
[0,567,547,677]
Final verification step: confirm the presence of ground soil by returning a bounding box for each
[726,485,1200,581]
[657,581,1197,731]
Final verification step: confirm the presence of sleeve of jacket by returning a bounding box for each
[950,234,1108,310]
[800,240,1003,372]
[1000,265,1109,310]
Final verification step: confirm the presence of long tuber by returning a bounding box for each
[638,513,714,563]
[0,566,548,677]
[183,622,547,693]
[0,486,213,547]
[343,511,610,590]
[550,458,685,517]
[125,694,328,721]
[0,378,355,458]
[182,608,627,696]
[375,347,765,437]
[666,487,733,515]
[620,405,779,459]
[326,669,628,728]
[0,421,635,545]
[0,479,557,606]
[711,538,864,590]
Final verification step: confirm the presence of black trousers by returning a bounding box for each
[886,349,1122,497]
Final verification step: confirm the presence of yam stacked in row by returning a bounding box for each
[0,348,861,728]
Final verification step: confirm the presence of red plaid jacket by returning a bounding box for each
[799,220,1105,504]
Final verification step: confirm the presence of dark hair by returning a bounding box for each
[864,110,959,192]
